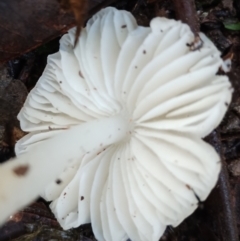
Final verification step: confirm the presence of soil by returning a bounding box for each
[0,0,240,240]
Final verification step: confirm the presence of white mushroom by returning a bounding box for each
[0,7,232,241]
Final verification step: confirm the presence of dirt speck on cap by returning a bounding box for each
[13,165,29,176]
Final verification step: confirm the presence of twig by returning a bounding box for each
[206,131,239,241]
[171,0,199,34]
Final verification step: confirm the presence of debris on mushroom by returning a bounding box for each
[0,7,232,241]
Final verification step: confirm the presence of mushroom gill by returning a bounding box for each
[0,7,232,241]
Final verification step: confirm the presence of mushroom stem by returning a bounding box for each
[0,115,129,226]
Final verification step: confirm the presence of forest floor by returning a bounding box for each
[0,0,240,240]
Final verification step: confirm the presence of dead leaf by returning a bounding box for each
[0,0,105,63]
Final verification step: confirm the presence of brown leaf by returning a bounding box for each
[0,0,105,63]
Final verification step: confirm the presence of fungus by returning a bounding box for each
[0,7,232,241]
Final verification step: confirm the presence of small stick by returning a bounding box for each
[172,0,199,35]
[206,131,239,241]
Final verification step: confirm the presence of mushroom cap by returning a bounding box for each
[16,7,232,241]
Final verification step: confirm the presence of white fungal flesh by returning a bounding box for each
[0,7,232,241]
[0,116,129,226]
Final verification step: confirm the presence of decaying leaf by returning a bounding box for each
[0,0,105,63]
[0,201,93,241]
